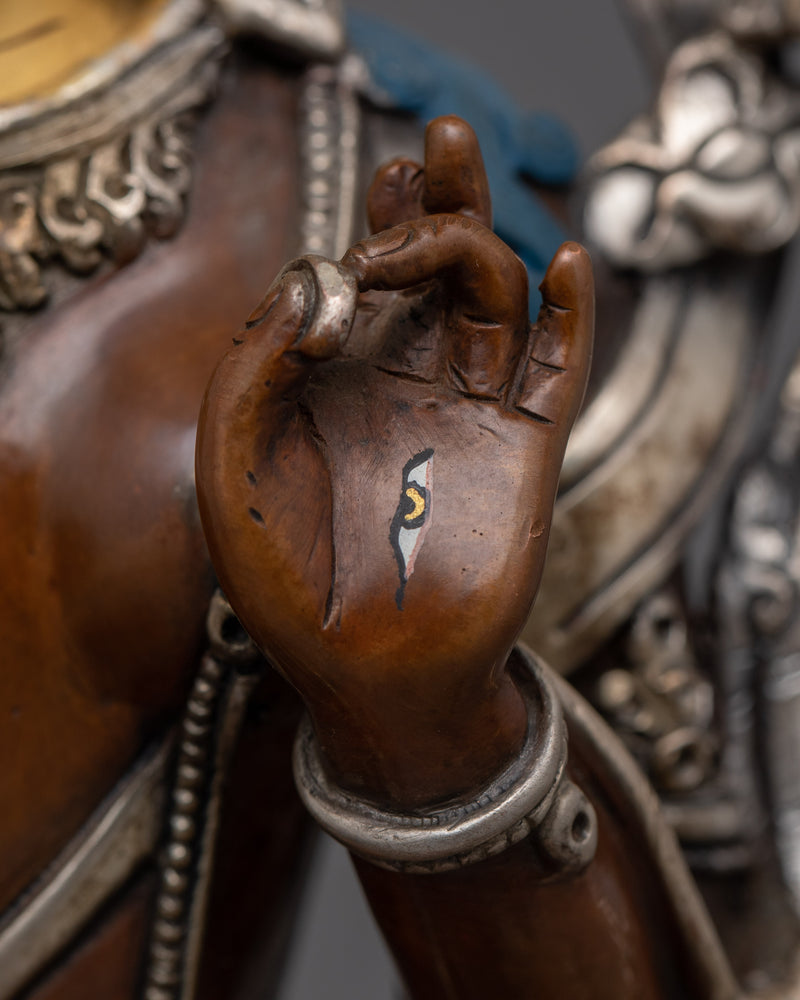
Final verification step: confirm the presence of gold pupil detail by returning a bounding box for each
[404,487,425,521]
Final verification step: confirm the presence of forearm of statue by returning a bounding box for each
[346,650,739,1000]
[195,116,736,999]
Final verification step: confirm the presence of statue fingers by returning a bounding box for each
[197,253,357,551]
[342,214,528,398]
[511,242,594,429]
[366,116,492,235]
[421,116,492,229]
[367,158,425,234]
[245,256,360,365]
[195,256,358,651]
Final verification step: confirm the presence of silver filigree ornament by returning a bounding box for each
[0,8,225,315]
[596,588,718,798]
[0,177,46,310]
[591,588,762,870]
[585,28,800,271]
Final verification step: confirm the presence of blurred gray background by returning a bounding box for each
[278,2,647,997]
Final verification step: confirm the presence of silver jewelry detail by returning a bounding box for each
[141,591,261,1000]
[293,652,597,876]
[0,597,258,1000]
[270,255,359,359]
[0,13,224,313]
[297,55,366,259]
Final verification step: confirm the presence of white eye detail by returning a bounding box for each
[390,448,434,609]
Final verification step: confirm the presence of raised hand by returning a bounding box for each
[196,116,593,808]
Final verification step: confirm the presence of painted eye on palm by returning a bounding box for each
[390,448,434,609]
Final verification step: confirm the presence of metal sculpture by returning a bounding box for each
[4,1,800,997]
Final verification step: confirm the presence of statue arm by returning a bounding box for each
[195,115,738,999]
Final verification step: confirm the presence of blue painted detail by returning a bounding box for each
[346,10,579,310]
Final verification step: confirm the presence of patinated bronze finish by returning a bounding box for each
[197,116,593,810]
[0,48,312,1000]
[195,117,736,999]
[6,1,800,997]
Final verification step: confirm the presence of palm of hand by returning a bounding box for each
[196,117,593,802]
[303,308,555,670]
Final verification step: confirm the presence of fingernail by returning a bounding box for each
[355,226,413,260]
[245,286,283,328]
[539,242,591,311]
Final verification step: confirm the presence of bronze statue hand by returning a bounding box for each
[196,116,593,808]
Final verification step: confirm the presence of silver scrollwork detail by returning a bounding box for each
[596,589,717,796]
[585,28,800,270]
[0,178,47,310]
[619,0,800,72]
[0,11,224,316]
[1,107,210,313]
[593,587,762,870]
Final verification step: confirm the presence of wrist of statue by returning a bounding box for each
[304,663,529,812]
[293,647,598,878]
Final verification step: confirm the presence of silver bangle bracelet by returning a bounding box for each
[292,648,598,876]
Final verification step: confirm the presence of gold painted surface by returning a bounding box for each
[404,487,425,521]
[0,0,170,105]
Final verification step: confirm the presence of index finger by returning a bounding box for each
[342,214,529,401]
[342,214,527,332]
